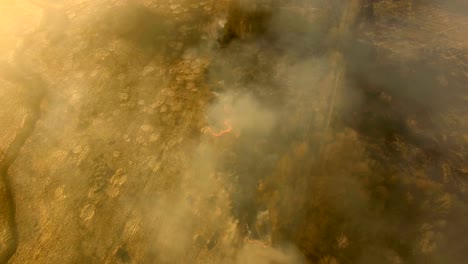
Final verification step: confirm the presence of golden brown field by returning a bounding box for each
[0,0,467,263]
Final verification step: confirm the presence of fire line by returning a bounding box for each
[205,120,232,137]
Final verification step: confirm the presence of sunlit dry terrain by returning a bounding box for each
[0,0,467,263]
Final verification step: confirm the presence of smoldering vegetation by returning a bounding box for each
[197,0,468,263]
[0,0,467,263]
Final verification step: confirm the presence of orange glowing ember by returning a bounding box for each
[204,120,232,137]
[245,238,269,249]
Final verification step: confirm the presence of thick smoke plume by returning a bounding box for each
[0,0,467,264]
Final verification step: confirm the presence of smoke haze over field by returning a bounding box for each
[0,0,467,263]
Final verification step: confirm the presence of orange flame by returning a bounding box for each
[205,120,232,137]
[245,237,269,249]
